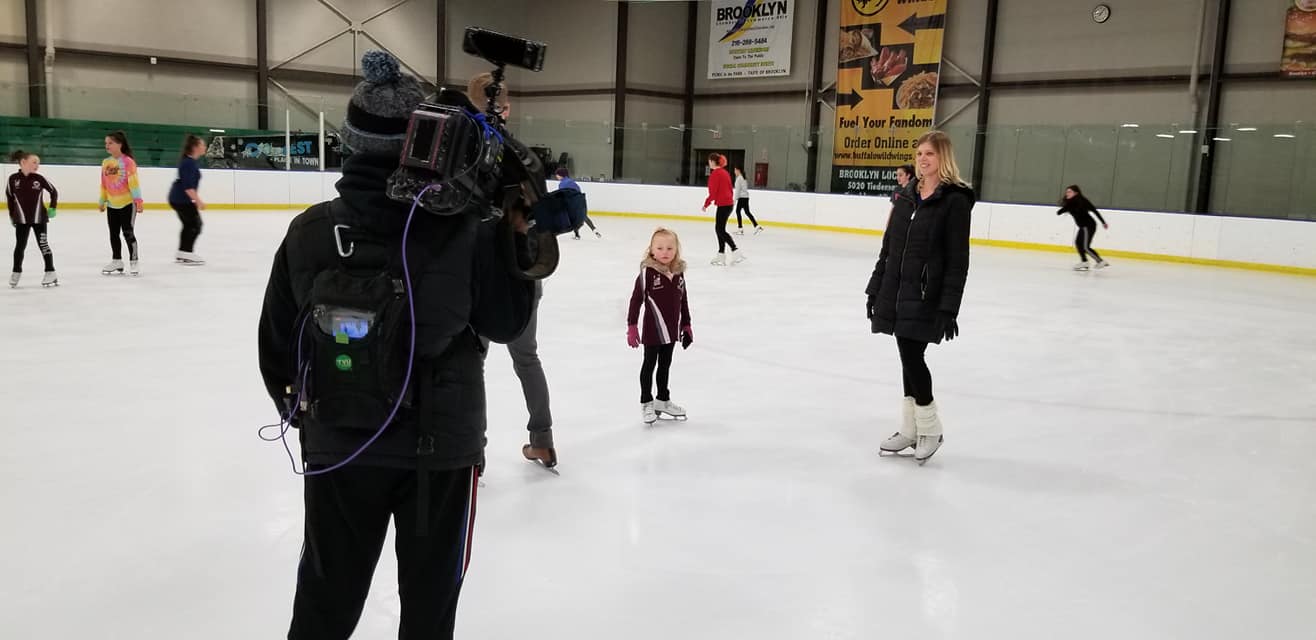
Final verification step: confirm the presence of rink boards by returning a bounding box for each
[26,163,1316,275]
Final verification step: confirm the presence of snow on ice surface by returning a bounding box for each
[1,210,1314,639]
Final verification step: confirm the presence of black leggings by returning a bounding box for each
[173,201,203,252]
[714,205,737,253]
[1075,223,1102,262]
[735,197,758,228]
[897,337,933,406]
[639,343,675,403]
[13,223,55,273]
[106,205,139,261]
[573,215,597,238]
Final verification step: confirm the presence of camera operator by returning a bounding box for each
[258,50,548,639]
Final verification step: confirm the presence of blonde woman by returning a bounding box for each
[626,228,694,425]
[866,130,974,464]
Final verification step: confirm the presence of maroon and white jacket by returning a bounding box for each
[6,171,58,225]
[627,262,692,346]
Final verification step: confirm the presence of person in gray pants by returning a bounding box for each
[486,281,557,468]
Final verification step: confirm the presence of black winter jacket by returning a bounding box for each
[866,179,974,344]
[257,154,540,470]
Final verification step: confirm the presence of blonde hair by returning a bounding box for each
[915,130,968,187]
[641,227,686,274]
[467,72,510,111]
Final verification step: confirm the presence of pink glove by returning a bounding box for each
[627,325,640,348]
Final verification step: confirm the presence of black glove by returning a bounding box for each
[939,312,959,342]
[680,325,694,350]
[866,295,876,319]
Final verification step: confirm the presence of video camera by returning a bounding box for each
[385,28,548,219]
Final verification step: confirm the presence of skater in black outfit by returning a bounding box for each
[257,51,551,639]
[1058,184,1110,271]
[170,135,208,265]
[866,131,974,465]
[6,150,59,288]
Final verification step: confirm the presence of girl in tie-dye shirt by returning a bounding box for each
[99,130,142,275]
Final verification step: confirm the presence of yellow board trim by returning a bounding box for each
[589,211,1316,277]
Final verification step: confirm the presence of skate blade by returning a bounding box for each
[915,437,944,465]
[657,414,688,421]
[41,282,58,288]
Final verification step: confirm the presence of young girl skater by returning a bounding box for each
[732,166,763,235]
[170,134,207,265]
[627,228,694,425]
[6,150,59,288]
[100,130,143,276]
[1058,184,1110,271]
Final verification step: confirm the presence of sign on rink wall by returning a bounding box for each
[708,0,795,79]
[831,0,948,196]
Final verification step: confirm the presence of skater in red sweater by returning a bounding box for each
[701,153,744,266]
[627,228,694,424]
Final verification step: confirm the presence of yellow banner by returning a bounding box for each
[831,0,947,195]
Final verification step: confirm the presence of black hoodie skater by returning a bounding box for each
[257,154,540,470]
[866,179,975,345]
[1057,195,1106,228]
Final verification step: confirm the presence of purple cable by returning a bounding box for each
[263,185,436,476]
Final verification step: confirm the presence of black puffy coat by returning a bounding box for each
[257,154,540,470]
[866,179,974,344]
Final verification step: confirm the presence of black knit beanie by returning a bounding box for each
[340,50,425,156]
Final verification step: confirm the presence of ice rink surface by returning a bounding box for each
[2,209,1314,639]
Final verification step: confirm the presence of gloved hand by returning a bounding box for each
[46,207,56,220]
[866,295,876,319]
[939,312,959,342]
[680,325,693,350]
[627,325,640,348]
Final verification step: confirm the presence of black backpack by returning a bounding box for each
[295,205,414,434]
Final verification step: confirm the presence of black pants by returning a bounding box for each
[896,337,933,406]
[714,205,737,253]
[573,215,597,238]
[106,205,139,261]
[172,201,203,252]
[735,197,758,228]
[1075,223,1102,262]
[13,223,55,273]
[288,465,479,640]
[640,343,675,403]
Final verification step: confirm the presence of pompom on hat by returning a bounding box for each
[340,50,426,156]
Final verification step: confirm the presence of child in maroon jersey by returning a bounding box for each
[6,149,59,288]
[626,227,694,424]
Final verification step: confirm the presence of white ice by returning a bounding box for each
[1,209,1314,639]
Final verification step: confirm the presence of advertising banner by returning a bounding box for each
[708,0,795,79]
[830,0,947,196]
[205,134,332,171]
[1282,0,1316,78]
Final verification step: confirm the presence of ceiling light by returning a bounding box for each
[1179,129,1197,134]
[1273,133,1296,139]
[208,128,226,133]
[1213,137,1231,142]
[1121,123,1139,128]
[1236,127,1257,132]
[1156,134,1175,139]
